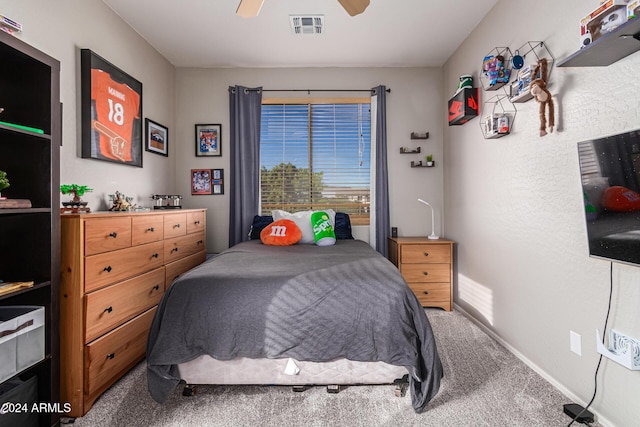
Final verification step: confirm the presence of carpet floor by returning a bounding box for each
[66,309,599,426]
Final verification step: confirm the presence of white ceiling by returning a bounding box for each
[102,0,499,68]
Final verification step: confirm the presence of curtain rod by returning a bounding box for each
[262,88,390,93]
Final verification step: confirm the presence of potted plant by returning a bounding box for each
[426,154,434,167]
[0,170,9,199]
[60,184,93,207]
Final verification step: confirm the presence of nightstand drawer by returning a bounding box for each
[400,263,450,283]
[84,267,165,343]
[408,282,450,305]
[401,244,450,264]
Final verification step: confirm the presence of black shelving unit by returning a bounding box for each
[0,30,61,427]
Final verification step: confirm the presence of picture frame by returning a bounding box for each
[195,124,222,157]
[191,169,212,195]
[212,168,224,195]
[145,118,168,157]
[80,49,143,167]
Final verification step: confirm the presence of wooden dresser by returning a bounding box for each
[388,237,454,311]
[60,209,206,417]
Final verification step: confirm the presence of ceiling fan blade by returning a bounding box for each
[236,0,264,18]
[337,0,370,16]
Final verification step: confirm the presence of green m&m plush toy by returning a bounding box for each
[311,211,336,246]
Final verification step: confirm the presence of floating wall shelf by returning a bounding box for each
[558,16,640,67]
[400,147,421,154]
[410,132,429,140]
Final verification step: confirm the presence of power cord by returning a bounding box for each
[566,261,613,427]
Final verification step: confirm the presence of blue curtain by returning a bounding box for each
[372,85,389,257]
[228,86,263,247]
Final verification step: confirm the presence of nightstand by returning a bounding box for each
[388,237,454,311]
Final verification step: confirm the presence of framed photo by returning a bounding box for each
[195,124,221,157]
[191,169,212,195]
[212,168,224,195]
[145,118,168,156]
[80,49,143,167]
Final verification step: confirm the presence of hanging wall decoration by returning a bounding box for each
[80,49,143,167]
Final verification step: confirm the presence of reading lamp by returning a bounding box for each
[417,198,439,240]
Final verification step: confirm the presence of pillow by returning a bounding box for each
[311,211,336,246]
[260,219,302,246]
[272,209,336,244]
[248,215,273,240]
[334,212,354,240]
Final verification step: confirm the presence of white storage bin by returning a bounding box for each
[0,306,45,383]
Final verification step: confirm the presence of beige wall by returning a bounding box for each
[0,0,176,211]
[175,67,444,253]
[4,0,639,425]
[443,1,640,426]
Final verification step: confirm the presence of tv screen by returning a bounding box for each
[578,129,640,266]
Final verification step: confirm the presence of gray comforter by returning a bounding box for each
[146,239,443,413]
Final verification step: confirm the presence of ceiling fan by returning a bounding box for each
[236,0,370,18]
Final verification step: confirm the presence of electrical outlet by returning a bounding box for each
[570,331,582,356]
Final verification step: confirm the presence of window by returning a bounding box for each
[260,99,371,224]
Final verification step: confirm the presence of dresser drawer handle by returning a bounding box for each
[174,224,181,228]
[106,353,115,360]
[153,285,160,291]
[423,291,429,295]
[104,306,113,313]
[423,252,429,257]
[171,248,179,253]
[194,220,200,225]
[197,240,203,245]
[109,232,118,238]
[422,271,429,276]
[147,227,155,232]
[103,266,112,273]
[152,253,159,258]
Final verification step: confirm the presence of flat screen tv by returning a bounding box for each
[578,128,640,266]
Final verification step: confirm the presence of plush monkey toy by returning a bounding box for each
[529,58,554,136]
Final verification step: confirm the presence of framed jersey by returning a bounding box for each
[81,49,143,167]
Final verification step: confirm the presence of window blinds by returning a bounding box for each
[260,102,371,224]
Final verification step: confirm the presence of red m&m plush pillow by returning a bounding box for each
[602,186,640,212]
[260,219,302,246]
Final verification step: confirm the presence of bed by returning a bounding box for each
[146,227,443,413]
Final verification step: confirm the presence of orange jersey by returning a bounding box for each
[91,69,140,162]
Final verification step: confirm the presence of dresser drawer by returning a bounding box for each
[132,215,164,245]
[84,241,164,292]
[165,251,206,288]
[400,263,451,283]
[85,307,156,399]
[84,267,165,343]
[84,217,132,256]
[163,213,187,239]
[401,244,450,264]
[408,283,450,306]
[187,211,205,234]
[164,232,206,263]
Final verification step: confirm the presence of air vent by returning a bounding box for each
[289,15,324,35]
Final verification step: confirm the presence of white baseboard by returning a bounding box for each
[453,303,613,427]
